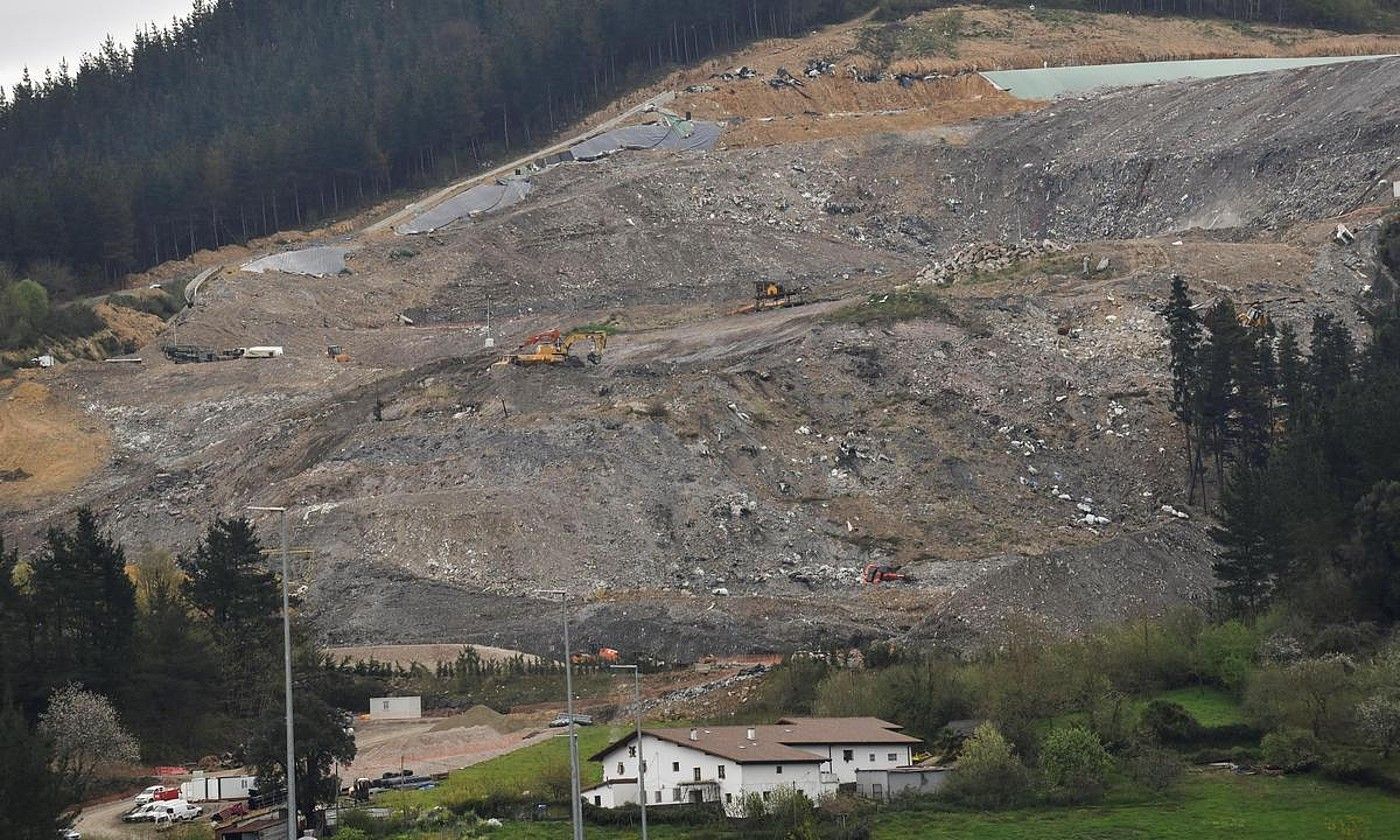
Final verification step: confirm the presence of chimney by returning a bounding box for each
[689,728,698,742]
[746,728,756,741]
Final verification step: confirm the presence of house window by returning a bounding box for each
[672,761,680,772]
[725,793,732,804]
[628,746,637,758]
[869,753,875,762]
[693,767,701,782]
[888,753,897,762]
[775,765,783,775]
[842,749,853,762]
[593,796,601,807]
[762,791,770,801]
[617,762,625,775]
[717,765,726,779]
[672,788,682,802]
[654,791,662,803]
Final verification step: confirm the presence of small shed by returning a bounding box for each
[856,766,953,801]
[369,696,422,720]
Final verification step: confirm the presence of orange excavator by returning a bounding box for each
[862,563,911,584]
[495,329,608,367]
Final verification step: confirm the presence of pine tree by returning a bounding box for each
[181,517,281,729]
[27,508,136,702]
[1210,467,1278,614]
[1163,275,1202,501]
[1276,323,1306,432]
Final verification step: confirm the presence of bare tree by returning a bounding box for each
[38,683,140,800]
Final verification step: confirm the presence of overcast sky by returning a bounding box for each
[1,0,195,91]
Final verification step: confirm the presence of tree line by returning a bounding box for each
[1163,221,1400,619]
[0,0,863,297]
[0,513,354,837]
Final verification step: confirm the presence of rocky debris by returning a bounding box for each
[917,240,1072,285]
[805,58,837,77]
[7,57,1395,658]
[712,66,758,81]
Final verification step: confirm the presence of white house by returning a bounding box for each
[585,716,921,815]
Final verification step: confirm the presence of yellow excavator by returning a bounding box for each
[732,280,810,314]
[497,329,608,367]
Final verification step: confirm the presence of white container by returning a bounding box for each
[369,696,422,720]
[242,346,284,358]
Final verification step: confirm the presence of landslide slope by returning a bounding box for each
[3,55,1397,659]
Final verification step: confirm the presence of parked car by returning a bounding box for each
[134,785,167,805]
[549,713,594,727]
[122,803,163,823]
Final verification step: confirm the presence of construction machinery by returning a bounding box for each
[732,280,810,314]
[496,329,608,367]
[862,563,911,584]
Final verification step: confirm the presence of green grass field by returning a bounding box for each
[457,774,1400,839]
[873,774,1400,839]
[1151,687,1246,727]
[385,724,628,810]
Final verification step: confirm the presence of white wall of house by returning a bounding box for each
[732,762,832,811]
[790,743,913,784]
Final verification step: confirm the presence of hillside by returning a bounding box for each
[2,9,1399,659]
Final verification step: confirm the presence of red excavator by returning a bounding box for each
[862,563,911,584]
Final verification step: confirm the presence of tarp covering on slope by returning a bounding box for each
[981,54,1394,100]
[396,178,534,235]
[568,119,723,161]
[241,245,351,277]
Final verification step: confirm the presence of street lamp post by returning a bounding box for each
[538,590,584,840]
[249,505,298,840]
[610,664,648,840]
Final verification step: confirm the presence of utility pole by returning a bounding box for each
[250,505,298,840]
[611,664,648,840]
[538,590,584,840]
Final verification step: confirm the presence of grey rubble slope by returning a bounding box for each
[5,58,1397,659]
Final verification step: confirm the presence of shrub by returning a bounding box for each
[1197,620,1259,690]
[1138,700,1202,745]
[1355,695,1400,757]
[331,829,370,840]
[1125,744,1185,793]
[1261,729,1323,771]
[941,723,1030,809]
[1037,726,1113,804]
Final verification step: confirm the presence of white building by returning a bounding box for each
[368,696,422,720]
[585,716,921,815]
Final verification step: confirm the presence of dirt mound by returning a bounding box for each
[428,704,518,733]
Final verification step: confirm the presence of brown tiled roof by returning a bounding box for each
[590,717,921,765]
[773,717,920,744]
